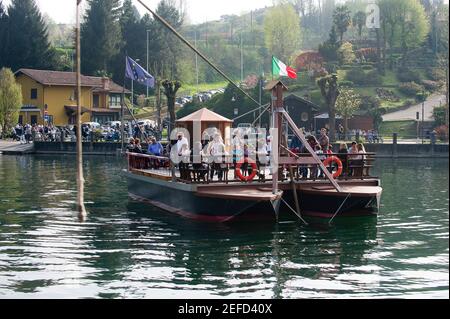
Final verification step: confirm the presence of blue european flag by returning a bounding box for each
[125,56,155,88]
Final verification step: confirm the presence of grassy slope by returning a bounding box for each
[379,120,417,138]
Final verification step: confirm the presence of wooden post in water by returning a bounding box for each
[76,0,87,219]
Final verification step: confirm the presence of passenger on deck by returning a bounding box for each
[338,143,348,176]
[147,137,164,157]
[312,145,325,179]
[318,128,330,152]
[134,138,143,153]
[176,132,189,156]
[209,133,227,181]
[127,138,136,152]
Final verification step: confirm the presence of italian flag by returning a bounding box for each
[272,56,297,79]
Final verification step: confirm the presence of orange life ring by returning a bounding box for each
[235,158,258,182]
[323,156,343,179]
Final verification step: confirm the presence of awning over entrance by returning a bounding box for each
[64,105,90,116]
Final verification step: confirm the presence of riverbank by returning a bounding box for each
[1,140,448,158]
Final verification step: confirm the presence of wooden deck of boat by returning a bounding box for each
[196,186,282,201]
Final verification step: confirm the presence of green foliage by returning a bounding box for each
[379,0,430,53]
[427,67,446,81]
[333,5,352,42]
[339,80,354,87]
[335,88,361,133]
[0,68,22,136]
[421,80,441,92]
[433,105,447,127]
[353,11,366,38]
[346,68,382,85]
[0,0,8,68]
[264,4,301,62]
[81,0,122,75]
[318,27,339,61]
[2,0,56,71]
[338,42,356,65]
[398,81,425,97]
[397,68,422,83]
[361,65,374,71]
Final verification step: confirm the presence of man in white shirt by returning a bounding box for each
[176,132,189,156]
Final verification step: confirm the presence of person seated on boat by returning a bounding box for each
[127,138,136,152]
[348,142,359,176]
[147,137,164,157]
[289,134,302,154]
[337,143,349,176]
[192,141,208,180]
[134,138,144,153]
[351,143,366,177]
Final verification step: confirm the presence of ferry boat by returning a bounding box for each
[124,81,382,223]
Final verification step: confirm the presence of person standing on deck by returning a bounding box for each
[318,128,329,152]
[176,132,189,156]
[209,133,226,181]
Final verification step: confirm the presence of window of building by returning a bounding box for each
[30,89,38,100]
[109,94,121,108]
[18,115,23,125]
[301,112,309,122]
[93,94,100,108]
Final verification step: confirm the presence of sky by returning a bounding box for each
[2,0,274,25]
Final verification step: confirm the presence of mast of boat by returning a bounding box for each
[75,0,87,219]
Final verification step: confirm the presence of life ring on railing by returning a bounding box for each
[323,156,343,179]
[235,158,258,182]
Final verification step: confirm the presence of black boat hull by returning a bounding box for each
[126,171,380,222]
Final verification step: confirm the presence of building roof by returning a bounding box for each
[264,80,288,91]
[15,69,130,94]
[176,108,233,123]
[284,94,320,111]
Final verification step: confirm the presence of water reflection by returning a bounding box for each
[0,155,447,298]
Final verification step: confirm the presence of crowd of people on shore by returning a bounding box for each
[5,121,161,144]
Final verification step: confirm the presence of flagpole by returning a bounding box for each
[75,0,87,220]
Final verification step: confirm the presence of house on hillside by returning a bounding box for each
[15,69,130,126]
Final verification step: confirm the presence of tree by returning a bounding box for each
[151,0,184,80]
[317,74,340,142]
[0,68,22,137]
[378,0,430,55]
[162,80,181,131]
[4,0,55,71]
[0,0,8,68]
[264,4,301,62]
[333,5,351,42]
[338,42,356,65]
[353,11,366,39]
[335,88,361,137]
[81,0,122,75]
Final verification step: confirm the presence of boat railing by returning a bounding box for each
[127,151,378,184]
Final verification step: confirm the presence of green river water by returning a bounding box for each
[0,155,448,298]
